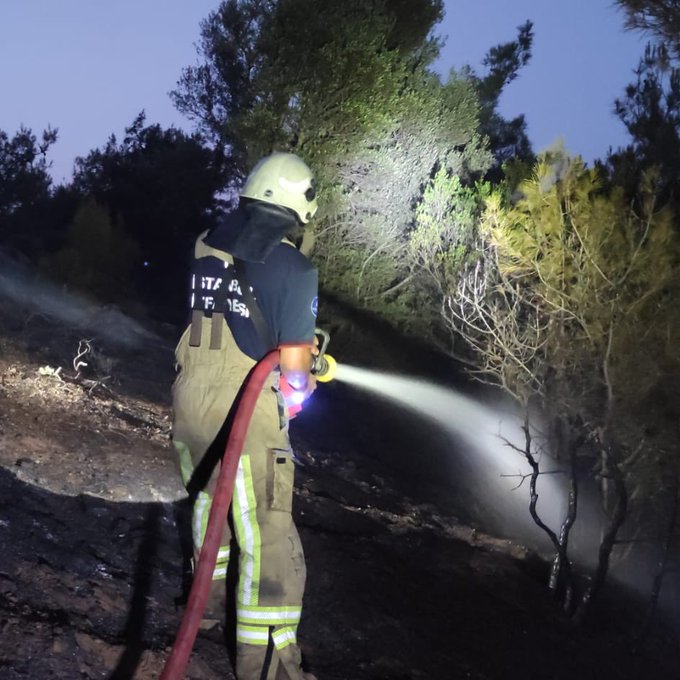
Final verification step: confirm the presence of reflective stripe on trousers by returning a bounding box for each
[237,623,298,650]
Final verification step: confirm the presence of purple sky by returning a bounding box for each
[1,1,645,185]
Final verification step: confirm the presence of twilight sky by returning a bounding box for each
[1,1,645,185]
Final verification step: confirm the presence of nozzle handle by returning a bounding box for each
[311,327,335,380]
[314,328,330,357]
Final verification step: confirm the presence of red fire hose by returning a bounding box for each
[159,349,281,680]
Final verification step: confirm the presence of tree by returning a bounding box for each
[464,21,535,174]
[408,167,491,349]
[173,0,494,334]
[40,198,140,305]
[616,0,680,61]
[0,126,58,254]
[72,112,227,316]
[432,151,680,620]
[605,44,680,212]
[172,0,445,172]
[170,0,273,173]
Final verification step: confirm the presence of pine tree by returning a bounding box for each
[616,0,680,61]
[445,151,680,619]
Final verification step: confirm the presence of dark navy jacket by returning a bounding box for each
[190,238,318,360]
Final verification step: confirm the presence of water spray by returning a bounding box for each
[330,362,568,546]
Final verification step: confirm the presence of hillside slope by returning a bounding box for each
[0,291,678,679]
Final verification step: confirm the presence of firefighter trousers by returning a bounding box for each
[172,319,309,680]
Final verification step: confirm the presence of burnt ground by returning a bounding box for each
[0,287,679,679]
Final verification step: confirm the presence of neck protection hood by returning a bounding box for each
[203,199,300,263]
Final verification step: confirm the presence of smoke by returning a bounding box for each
[0,249,164,351]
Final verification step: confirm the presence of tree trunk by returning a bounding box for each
[573,444,628,624]
[637,462,680,642]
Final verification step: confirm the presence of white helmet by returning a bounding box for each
[241,152,318,224]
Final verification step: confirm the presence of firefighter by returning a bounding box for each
[172,152,319,680]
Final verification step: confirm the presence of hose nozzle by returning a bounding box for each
[313,353,337,382]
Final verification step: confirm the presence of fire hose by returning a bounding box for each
[159,349,281,680]
[160,334,336,679]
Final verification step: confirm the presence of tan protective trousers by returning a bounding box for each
[172,317,308,680]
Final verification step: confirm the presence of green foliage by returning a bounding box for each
[73,112,224,246]
[244,2,410,164]
[445,151,680,616]
[72,112,226,314]
[606,44,680,213]
[171,0,272,159]
[40,198,140,304]
[173,0,492,335]
[0,126,56,217]
[173,0,444,160]
[616,0,680,61]
[0,126,58,254]
[463,21,535,171]
[312,62,489,310]
[477,156,679,408]
[409,169,487,325]
[412,169,486,267]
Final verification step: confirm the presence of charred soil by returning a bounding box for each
[0,298,678,680]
